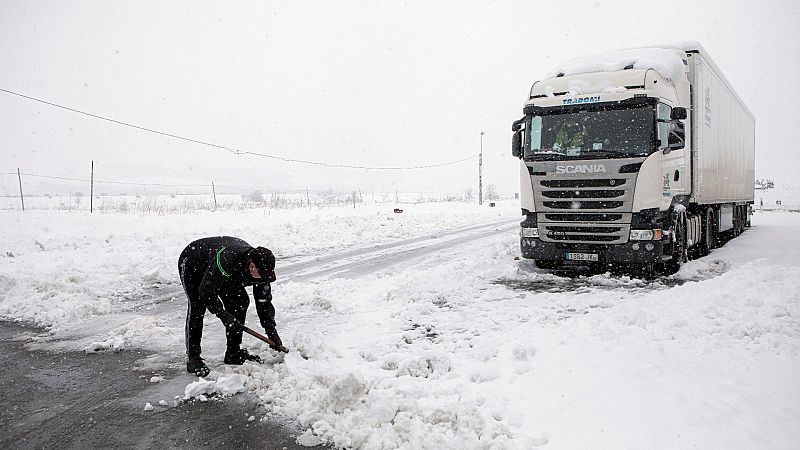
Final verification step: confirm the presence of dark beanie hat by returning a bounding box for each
[249,247,275,273]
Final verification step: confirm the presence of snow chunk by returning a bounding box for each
[323,374,369,413]
[143,402,154,411]
[393,352,452,379]
[297,429,323,447]
[560,79,629,96]
[149,376,164,383]
[547,47,686,82]
[84,336,125,353]
[183,374,246,400]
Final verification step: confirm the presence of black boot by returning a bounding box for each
[224,348,262,365]
[187,355,210,377]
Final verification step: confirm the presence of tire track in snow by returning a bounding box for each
[123,218,519,311]
[280,220,518,281]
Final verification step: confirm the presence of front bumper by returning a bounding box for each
[520,237,666,265]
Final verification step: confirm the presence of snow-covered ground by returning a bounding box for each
[1,204,799,449]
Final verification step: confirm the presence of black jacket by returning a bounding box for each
[181,236,275,329]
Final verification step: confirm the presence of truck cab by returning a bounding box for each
[512,45,754,275]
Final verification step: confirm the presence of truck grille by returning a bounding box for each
[542,201,624,209]
[543,225,623,242]
[540,179,627,188]
[541,190,624,199]
[544,213,623,222]
[529,161,642,245]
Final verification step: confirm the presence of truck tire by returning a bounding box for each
[737,205,747,235]
[696,207,715,257]
[663,212,688,275]
[732,206,742,237]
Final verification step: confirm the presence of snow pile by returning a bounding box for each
[184,374,247,400]
[236,213,800,448]
[547,47,686,82]
[235,243,552,447]
[1,204,799,448]
[249,358,530,448]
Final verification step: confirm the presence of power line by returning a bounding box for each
[1,171,252,190]
[0,87,477,170]
[2,170,476,196]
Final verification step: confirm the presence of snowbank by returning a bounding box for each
[547,47,687,82]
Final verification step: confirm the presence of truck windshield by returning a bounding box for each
[525,105,654,160]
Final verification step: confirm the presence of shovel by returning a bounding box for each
[242,325,289,353]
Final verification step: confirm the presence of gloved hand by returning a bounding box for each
[219,312,243,333]
[265,328,288,353]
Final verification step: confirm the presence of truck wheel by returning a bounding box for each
[696,207,715,257]
[746,205,752,227]
[712,208,725,247]
[737,205,747,234]
[664,212,688,275]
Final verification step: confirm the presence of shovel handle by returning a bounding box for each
[242,326,287,353]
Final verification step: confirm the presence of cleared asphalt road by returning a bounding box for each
[0,322,327,450]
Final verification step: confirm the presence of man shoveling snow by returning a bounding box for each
[178,236,287,377]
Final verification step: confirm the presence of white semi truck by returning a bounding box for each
[511,43,755,274]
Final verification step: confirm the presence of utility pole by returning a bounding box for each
[17,168,25,211]
[479,131,485,205]
[90,160,94,213]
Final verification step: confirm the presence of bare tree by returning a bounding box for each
[245,190,265,204]
[463,187,474,201]
[484,184,499,201]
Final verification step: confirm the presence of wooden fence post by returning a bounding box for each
[211,181,217,210]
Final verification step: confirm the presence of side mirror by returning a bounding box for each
[511,117,525,158]
[512,131,522,158]
[671,107,687,120]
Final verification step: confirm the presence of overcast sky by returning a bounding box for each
[1,0,798,197]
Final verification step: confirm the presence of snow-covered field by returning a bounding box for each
[1,203,799,449]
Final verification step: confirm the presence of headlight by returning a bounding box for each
[630,229,653,240]
[521,227,539,238]
[629,229,663,241]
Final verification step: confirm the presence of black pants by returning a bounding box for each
[179,255,250,357]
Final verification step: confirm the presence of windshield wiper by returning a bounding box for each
[533,148,566,156]
[526,148,568,161]
[581,149,643,157]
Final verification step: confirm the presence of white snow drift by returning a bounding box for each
[1,203,798,449]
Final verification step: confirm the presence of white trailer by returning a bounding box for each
[511,42,755,275]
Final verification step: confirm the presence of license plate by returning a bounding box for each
[565,252,599,262]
